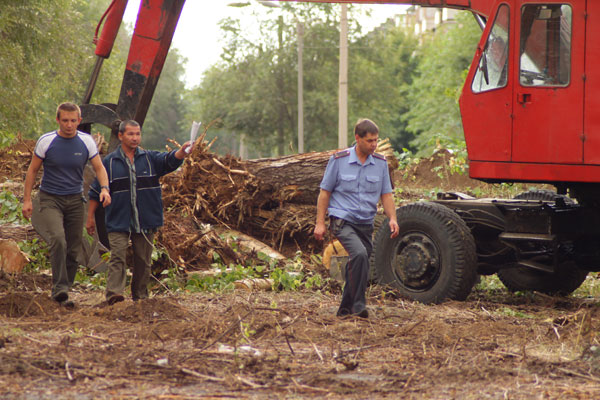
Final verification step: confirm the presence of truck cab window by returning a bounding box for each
[519,4,572,87]
[472,4,509,93]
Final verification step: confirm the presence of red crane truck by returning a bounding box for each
[83,0,600,303]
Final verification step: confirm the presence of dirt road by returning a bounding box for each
[1,273,600,399]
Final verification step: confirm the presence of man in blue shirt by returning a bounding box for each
[86,120,192,305]
[315,118,399,318]
[22,102,111,308]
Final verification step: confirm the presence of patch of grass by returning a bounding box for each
[573,272,600,298]
[475,275,506,292]
[161,251,328,294]
[496,306,536,319]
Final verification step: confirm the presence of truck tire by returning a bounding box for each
[368,213,387,283]
[513,189,575,204]
[373,202,478,304]
[497,189,587,295]
[497,262,587,295]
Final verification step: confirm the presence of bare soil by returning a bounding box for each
[2,143,600,398]
[2,273,600,399]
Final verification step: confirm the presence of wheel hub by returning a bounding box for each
[393,233,440,290]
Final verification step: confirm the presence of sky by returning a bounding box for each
[123,1,409,88]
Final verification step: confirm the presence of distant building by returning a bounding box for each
[397,6,459,35]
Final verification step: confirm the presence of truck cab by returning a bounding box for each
[461,1,600,187]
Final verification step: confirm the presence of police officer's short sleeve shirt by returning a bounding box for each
[319,146,392,224]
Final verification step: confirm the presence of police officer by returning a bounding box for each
[314,118,399,318]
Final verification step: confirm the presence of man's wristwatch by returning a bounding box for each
[101,185,110,192]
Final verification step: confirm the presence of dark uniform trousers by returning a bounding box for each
[331,217,373,315]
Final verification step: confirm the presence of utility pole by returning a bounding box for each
[338,4,348,149]
[297,21,304,153]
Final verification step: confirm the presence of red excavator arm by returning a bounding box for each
[80,0,185,151]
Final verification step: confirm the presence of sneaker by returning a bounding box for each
[354,309,369,319]
[107,295,125,305]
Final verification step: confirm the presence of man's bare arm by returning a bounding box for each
[22,155,43,220]
[381,192,399,238]
[314,189,332,241]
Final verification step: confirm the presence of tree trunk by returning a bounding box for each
[0,224,40,242]
[243,150,335,205]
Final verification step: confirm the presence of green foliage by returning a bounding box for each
[350,22,419,151]
[165,250,326,293]
[0,0,128,141]
[0,189,50,271]
[19,239,51,272]
[574,273,600,298]
[496,306,535,319]
[75,269,107,290]
[0,190,28,225]
[186,4,418,156]
[142,49,189,150]
[403,12,482,155]
[475,275,505,292]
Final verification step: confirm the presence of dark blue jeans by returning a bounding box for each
[331,217,373,315]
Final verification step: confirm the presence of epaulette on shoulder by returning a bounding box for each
[373,152,386,161]
[334,150,350,159]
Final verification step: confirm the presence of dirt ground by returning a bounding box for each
[3,143,600,398]
[2,272,600,399]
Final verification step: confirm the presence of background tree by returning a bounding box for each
[402,11,481,155]
[350,19,419,151]
[140,49,189,150]
[0,0,130,143]
[187,4,357,157]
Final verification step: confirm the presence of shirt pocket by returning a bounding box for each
[340,174,357,191]
[365,175,381,193]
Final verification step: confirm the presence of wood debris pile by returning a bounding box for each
[159,133,325,268]
[158,132,397,270]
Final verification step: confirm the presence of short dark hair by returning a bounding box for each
[119,120,140,133]
[354,118,379,138]
[56,102,81,119]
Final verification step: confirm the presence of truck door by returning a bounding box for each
[512,2,584,164]
[461,3,512,162]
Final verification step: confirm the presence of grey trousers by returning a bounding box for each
[35,191,85,300]
[106,231,154,300]
[331,217,373,315]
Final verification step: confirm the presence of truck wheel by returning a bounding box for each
[497,262,587,295]
[368,213,387,283]
[499,189,587,295]
[373,202,478,304]
[513,189,575,204]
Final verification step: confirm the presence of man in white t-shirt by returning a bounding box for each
[22,102,111,308]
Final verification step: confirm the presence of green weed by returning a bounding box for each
[19,239,51,272]
[0,190,28,225]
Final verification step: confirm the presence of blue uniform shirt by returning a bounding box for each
[319,146,393,224]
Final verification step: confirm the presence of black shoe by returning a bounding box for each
[107,295,125,305]
[54,292,68,303]
[54,293,74,309]
[62,300,75,309]
[58,300,75,309]
[354,309,369,319]
[336,308,351,318]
